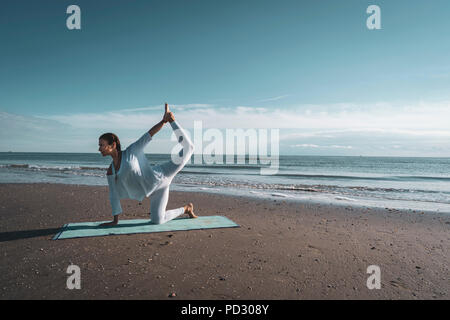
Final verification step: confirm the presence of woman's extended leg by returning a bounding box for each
[159,120,194,179]
[150,110,197,224]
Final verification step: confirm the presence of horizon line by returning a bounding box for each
[0,151,449,159]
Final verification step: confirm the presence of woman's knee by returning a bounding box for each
[150,214,165,225]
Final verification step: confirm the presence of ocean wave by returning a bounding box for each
[174,180,450,197]
[5,163,448,183]
[0,163,107,171]
[79,166,105,171]
[335,196,357,201]
[274,172,450,182]
[392,175,450,182]
[271,192,291,198]
[181,168,450,183]
[185,164,261,170]
[2,162,449,197]
[9,164,30,168]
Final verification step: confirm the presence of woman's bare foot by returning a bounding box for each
[99,220,118,227]
[99,215,119,227]
[184,203,198,218]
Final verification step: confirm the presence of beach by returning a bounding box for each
[0,183,449,300]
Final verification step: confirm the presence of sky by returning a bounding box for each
[1,0,450,156]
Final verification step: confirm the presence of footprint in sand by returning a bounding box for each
[389,279,408,290]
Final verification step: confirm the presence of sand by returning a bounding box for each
[0,183,448,300]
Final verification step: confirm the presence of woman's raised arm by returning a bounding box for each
[148,119,165,137]
[148,103,175,137]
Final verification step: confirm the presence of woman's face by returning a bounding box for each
[98,139,115,156]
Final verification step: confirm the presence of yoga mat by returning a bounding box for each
[52,216,239,240]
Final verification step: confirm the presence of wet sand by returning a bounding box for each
[0,183,448,299]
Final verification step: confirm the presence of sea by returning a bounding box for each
[1,152,449,214]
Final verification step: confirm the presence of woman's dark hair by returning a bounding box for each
[99,133,121,152]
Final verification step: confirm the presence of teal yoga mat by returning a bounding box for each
[52,216,239,240]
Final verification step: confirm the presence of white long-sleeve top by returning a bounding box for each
[106,131,164,215]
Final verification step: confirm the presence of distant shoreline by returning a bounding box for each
[1,181,449,217]
[1,151,450,158]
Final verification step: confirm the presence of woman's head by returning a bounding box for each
[98,133,121,156]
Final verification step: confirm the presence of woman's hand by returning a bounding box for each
[149,103,174,137]
[163,111,175,123]
[163,103,175,123]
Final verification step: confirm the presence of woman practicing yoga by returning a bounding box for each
[98,103,197,227]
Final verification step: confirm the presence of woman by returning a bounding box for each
[98,103,197,227]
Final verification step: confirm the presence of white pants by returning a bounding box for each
[149,121,194,224]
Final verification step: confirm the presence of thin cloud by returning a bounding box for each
[330,145,353,149]
[7,99,449,155]
[290,144,319,148]
[114,103,215,113]
[38,100,450,133]
[115,105,162,113]
[280,128,450,141]
[172,103,216,110]
[258,94,291,102]
[290,144,353,149]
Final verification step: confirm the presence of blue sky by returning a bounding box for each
[1,0,450,156]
